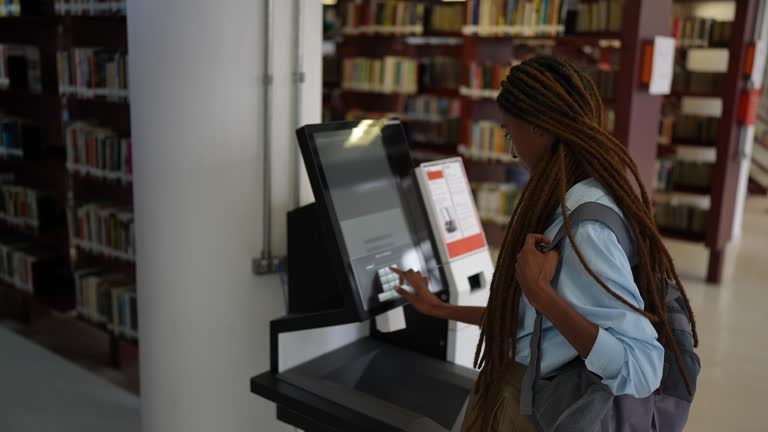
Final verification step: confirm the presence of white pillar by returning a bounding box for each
[127,1,364,431]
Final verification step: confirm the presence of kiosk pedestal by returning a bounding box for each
[416,158,494,369]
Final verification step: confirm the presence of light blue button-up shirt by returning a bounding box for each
[514,178,664,398]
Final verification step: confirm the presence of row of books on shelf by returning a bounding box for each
[583,68,617,100]
[472,182,520,225]
[75,269,137,338]
[0,0,20,17]
[462,62,617,102]
[458,143,514,163]
[465,62,514,96]
[654,203,708,235]
[347,95,462,122]
[463,0,566,36]
[403,95,461,120]
[0,181,56,230]
[0,45,42,93]
[71,203,135,261]
[573,0,623,33]
[54,0,127,16]
[418,57,461,91]
[407,119,460,146]
[655,159,713,192]
[462,114,613,161]
[342,56,418,95]
[428,3,464,34]
[671,70,725,96]
[57,49,129,100]
[658,114,719,145]
[66,122,133,182]
[464,109,616,150]
[0,238,55,294]
[343,2,465,34]
[0,115,41,160]
[468,120,513,162]
[340,0,629,37]
[343,1,425,35]
[673,18,732,48]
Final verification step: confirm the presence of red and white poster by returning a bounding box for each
[421,159,487,261]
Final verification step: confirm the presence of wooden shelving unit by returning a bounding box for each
[328,0,673,248]
[655,0,759,283]
[0,0,137,390]
[0,2,72,322]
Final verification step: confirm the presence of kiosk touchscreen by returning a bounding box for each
[292,119,445,321]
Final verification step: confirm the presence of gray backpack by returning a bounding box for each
[519,202,701,432]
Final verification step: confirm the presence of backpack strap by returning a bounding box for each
[520,201,635,416]
[547,202,637,267]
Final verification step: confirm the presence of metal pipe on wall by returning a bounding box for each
[261,0,274,259]
[293,0,305,209]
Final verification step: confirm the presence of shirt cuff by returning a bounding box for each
[584,327,626,379]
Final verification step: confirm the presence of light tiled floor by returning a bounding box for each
[0,326,140,432]
[669,197,768,432]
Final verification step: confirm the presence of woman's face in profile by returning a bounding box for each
[501,113,555,171]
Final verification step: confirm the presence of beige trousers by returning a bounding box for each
[461,364,535,432]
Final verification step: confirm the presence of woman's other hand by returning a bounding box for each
[516,234,560,311]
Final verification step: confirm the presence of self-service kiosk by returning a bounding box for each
[250,119,495,431]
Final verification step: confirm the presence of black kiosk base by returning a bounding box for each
[251,323,477,432]
[251,203,478,431]
[251,120,479,431]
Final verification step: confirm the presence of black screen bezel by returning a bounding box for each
[296,120,440,322]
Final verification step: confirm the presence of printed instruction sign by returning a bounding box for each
[420,158,486,261]
[649,36,676,95]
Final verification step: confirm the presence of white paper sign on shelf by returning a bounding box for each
[419,158,486,262]
[751,40,768,88]
[649,36,676,95]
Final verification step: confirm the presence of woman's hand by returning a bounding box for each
[389,267,443,317]
[516,234,560,311]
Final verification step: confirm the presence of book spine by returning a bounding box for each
[88,49,96,91]
[74,49,81,91]
[693,18,702,47]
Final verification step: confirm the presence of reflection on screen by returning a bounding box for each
[313,121,438,311]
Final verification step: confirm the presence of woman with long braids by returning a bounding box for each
[391,55,698,430]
